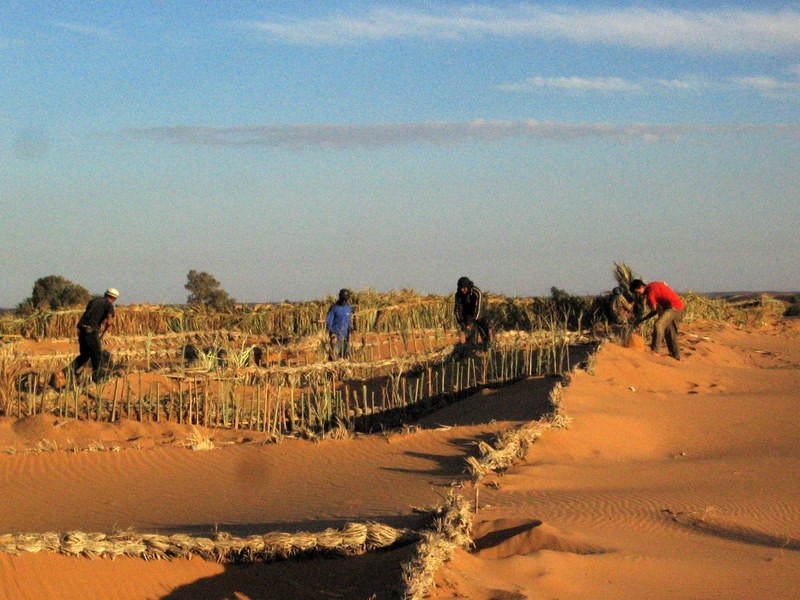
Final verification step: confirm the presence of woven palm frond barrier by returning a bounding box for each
[400,493,474,600]
[0,520,416,563]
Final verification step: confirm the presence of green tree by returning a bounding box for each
[17,275,91,314]
[184,270,235,311]
[549,286,572,304]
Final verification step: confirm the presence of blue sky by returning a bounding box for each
[1,2,799,306]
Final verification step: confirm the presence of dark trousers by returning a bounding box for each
[462,318,492,348]
[72,328,106,382]
[652,308,683,359]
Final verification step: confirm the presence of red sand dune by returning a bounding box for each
[1,318,798,599]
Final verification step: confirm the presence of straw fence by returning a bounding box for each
[0,330,589,437]
[0,291,594,340]
[1,288,772,436]
[0,289,773,343]
[0,520,416,563]
[0,486,472,600]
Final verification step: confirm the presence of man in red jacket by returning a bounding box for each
[630,279,685,360]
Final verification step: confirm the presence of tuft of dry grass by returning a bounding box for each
[400,492,473,600]
[184,427,215,451]
[321,420,352,440]
[548,380,565,408]
[547,412,572,429]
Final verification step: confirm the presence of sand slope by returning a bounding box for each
[437,320,800,599]
[1,319,799,599]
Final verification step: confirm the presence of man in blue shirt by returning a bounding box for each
[325,289,354,359]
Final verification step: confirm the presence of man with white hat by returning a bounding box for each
[71,288,119,382]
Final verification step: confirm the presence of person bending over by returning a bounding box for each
[630,279,684,360]
[72,287,119,382]
[454,276,491,350]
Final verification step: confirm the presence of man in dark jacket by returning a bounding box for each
[454,277,491,349]
[71,288,118,382]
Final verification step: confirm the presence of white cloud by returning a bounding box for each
[732,76,800,98]
[498,74,711,94]
[654,76,710,90]
[124,120,800,149]
[237,5,800,53]
[497,71,800,99]
[497,76,642,93]
[53,21,113,41]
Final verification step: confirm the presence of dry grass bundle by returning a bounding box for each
[0,345,27,413]
[400,530,451,600]
[259,531,296,559]
[184,427,215,451]
[366,521,409,549]
[465,423,546,482]
[321,421,353,440]
[613,262,636,289]
[494,329,588,347]
[547,412,573,429]
[400,493,473,600]
[256,345,455,380]
[548,380,565,408]
[0,520,416,564]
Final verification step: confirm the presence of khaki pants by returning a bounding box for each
[652,308,684,359]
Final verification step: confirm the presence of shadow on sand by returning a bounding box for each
[158,543,416,600]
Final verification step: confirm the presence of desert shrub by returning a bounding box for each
[785,303,800,317]
[17,275,90,314]
[185,270,235,311]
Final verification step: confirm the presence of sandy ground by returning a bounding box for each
[1,318,798,599]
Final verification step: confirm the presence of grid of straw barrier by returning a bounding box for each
[0,492,473,600]
[1,289,770,343]
[1,291,764,433]
[1,332,587,436]
[1,291,600,340]
[1,292,454,339]
[401,351,590,598]
[0,345,594,599]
